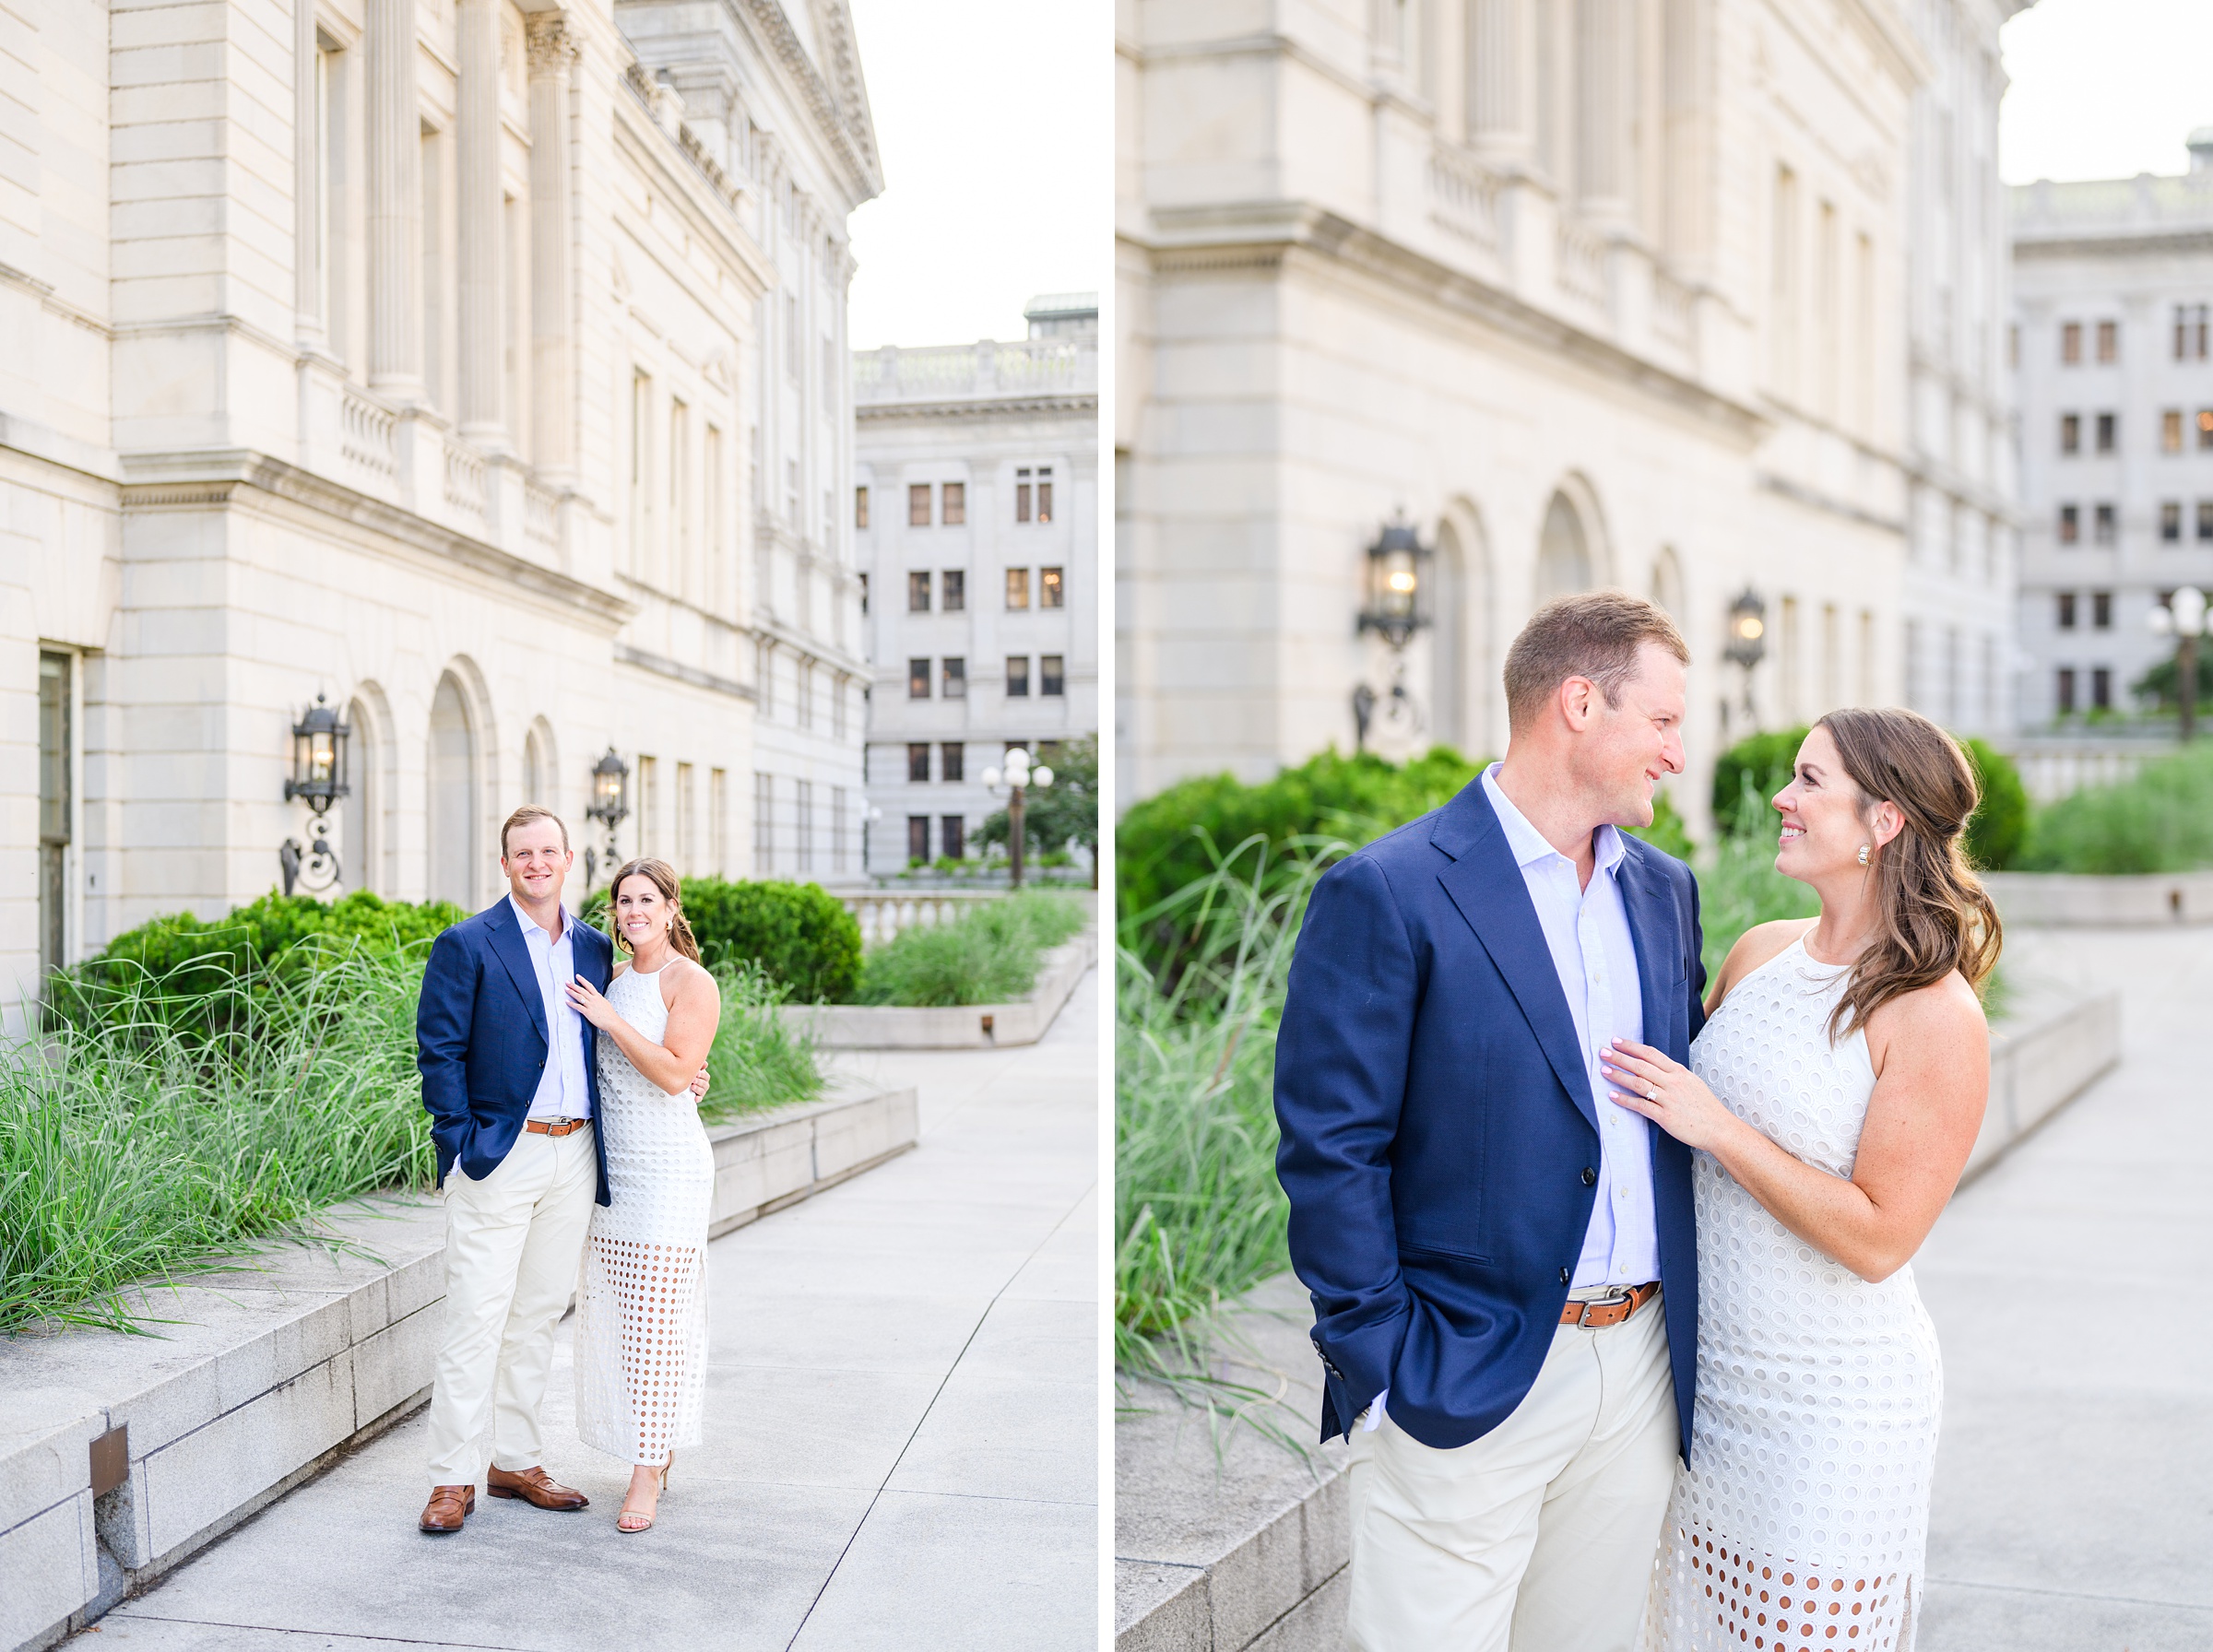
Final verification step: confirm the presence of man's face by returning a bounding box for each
[502,820,572,905]
[1577,643,1688,827]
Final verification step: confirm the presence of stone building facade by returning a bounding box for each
[3,0,877,1021]
[854,296,1100,877]
[2010,135,2213,725]
[1118,0,2018,828]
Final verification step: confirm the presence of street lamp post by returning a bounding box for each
[2148,585,2210,741]
[981,747,1054,888]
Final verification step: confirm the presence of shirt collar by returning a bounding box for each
[1481,762,1627,879]
[508,892,567,947]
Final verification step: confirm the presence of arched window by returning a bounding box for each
[523,720,556,810]
[1651,545,1685,617]
[429,673,479,908]
[340,697,376,895]
[1537,491,1592,602]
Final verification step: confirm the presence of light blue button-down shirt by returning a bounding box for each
[1480,764,1654,1289]
[510,895,591,1121]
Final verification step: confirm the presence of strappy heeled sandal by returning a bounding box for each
[616,1458,671,1534]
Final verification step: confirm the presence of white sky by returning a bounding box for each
[2001,0,2213,184]
[844,0,1108,351]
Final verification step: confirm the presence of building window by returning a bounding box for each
[831,785,847,873]
[908,657,930,699]
[2176,304,2210,360]
[2061,321,2081,364]
[2054,667,2077,713]
[2163,410,2183,454]
[794,780,812,873]
[906,814,929,864]
[754,773,774,867]
[2061,413,2079,454]
[1016,466,1054,524]
[907,742,930,783]
[38,650,70,978]
[2199,501,2213,542]
[855,485,870,528]
[711,768,728,876]
[1040,567,1064,608]
[940,815,964,860]
[2096,411,2116,454]
[858,572,869,616]
[2092,590,2112,630]
[2091,666,2112,709]
[941,482,965,525]
[941,742,964,782]
[908,482,931,526]
[2097,319,2117,362]
[2058,503,2078,544]
[1006,567,1030,609]
[1006,655,1030,697]
[1040,654,1064,696]
[636,756,659,856]
[2163,502,2183,541]
[2094,502,2117,544]
[676,761,695,870]
[2200,409,2213,450]
[2056,592,2077,630]
[908,570,931,611]
[942,656,966,699]
[942,570,965,611]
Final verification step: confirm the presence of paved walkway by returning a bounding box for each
[73,971,1098,1652]
[1917,926,2213,1651]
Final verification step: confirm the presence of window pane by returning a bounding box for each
[907,742,930,783]
[1005,655,1029,697]
[2062,321,2080,363]
[908,657,930,699]
[2162,410,2181,454]
[2058,503,2078,543]
[1038,478,1052,524]
[940,815,964,860]
[2096,411,2115,453]
[855,485,870,528]
[1005,567,1029,609]
[2091,667,2112,709]
[943,570,965,611]
[2095,502,2115,542]
[2199,501,2213,541]
[941,482,965,525]
[1040,654,1064,696]
[942,657,966,699]
[2056,592,2076,629]
[2060,413,2077,454]
[2199,409,2213,450]
[2097,319,2116,361]
[909,483,931,526]
[1016,480,1031,523]
[1040,566,1064,608]
[2092,591,2112,629]
[2162,502,2182,541]
[2057,667,2076,712]
[908,570,931,611]
[907,815,929,863]
[941,742,964,783]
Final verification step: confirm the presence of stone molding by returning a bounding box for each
[856,393,1099,425]
[611,641,755,701]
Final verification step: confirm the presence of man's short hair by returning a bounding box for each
[501,805,570,858]
[1503,590,1690,730]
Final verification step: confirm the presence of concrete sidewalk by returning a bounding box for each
[69,969,1099,1652]
[1917,927,2213,1651]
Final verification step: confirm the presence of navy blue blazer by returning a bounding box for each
[416,897,614,1207]
[1273,777,1707,1454]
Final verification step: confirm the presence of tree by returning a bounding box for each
[971,734,1100,883]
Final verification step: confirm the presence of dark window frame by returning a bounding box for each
[1005,655,1030,698]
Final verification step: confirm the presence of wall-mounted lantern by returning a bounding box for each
[584,747,631,887]
[280,693,349,895]
[1356,517,1432,651]
[1721,589,1767,737]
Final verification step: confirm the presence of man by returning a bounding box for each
[413,806,703,1535]
[1274,592,1707,1650]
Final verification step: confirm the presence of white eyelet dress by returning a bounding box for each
[574,964,714,1468]
[1641,938,1942,1652]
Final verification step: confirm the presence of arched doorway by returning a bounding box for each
[1651,545,1685,618]
[340,696,376,896]
[429,673,479,908]
[523,720,556,809]
[1430,518,1467,753]
[1537,491,1592,603]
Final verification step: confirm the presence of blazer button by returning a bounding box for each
[1559,1267,1571,1286]
[1580,1166,1597,1186]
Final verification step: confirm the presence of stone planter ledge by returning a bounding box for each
[1115,988,2122,1652]
[0,1080,917,1652]
[780,924,1098,1049]
[1982,868,2213,926]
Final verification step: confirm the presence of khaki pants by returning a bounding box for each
[1344,1292,1677,1652]
[422,1125,597,1486]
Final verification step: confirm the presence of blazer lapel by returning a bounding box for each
[485,900,550,1048]
[1430,783,1602,1136]
[1615,845,1683,1056]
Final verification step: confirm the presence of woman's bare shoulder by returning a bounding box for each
[1710,917,1818,1006]
[661,955,720,1005]
[1866,968,1988,1056]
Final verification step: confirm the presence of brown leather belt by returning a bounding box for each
[524,1116,590,1138]
[1560,1280,1659,1328]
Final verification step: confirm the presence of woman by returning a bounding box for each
[1604,708,2000,1652]
[563,858,722,1534]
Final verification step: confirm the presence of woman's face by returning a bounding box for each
[614,874,669,948]
[1771,725,1874,882]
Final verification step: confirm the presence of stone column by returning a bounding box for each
[1467,0,1533,161]
[365,0,421,399]
[1575,0,1633,226]
[527,14,577,481]
[456,0,504,447]
[295,0,323,347]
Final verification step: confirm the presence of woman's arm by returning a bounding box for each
[566,962,722,1096]
[1603,974,1988,1282]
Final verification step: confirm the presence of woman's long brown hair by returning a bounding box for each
[1813,708,2003,1039]
[607,857,703,962]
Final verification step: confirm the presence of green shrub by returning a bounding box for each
[585,877,862,1005]
[2019,743,2213,873]
[1710,727,1810,836]
[1959,738,2029,870]
[1627,790,1696,861]
[2129,645,2213,711]
[700,961,823,1121]
[855,891,1087,1007]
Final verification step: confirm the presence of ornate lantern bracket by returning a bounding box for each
[1356,516,1433,651]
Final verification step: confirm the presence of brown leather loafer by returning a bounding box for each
[420,1483,475,1534]
[486,1463,588,1511]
